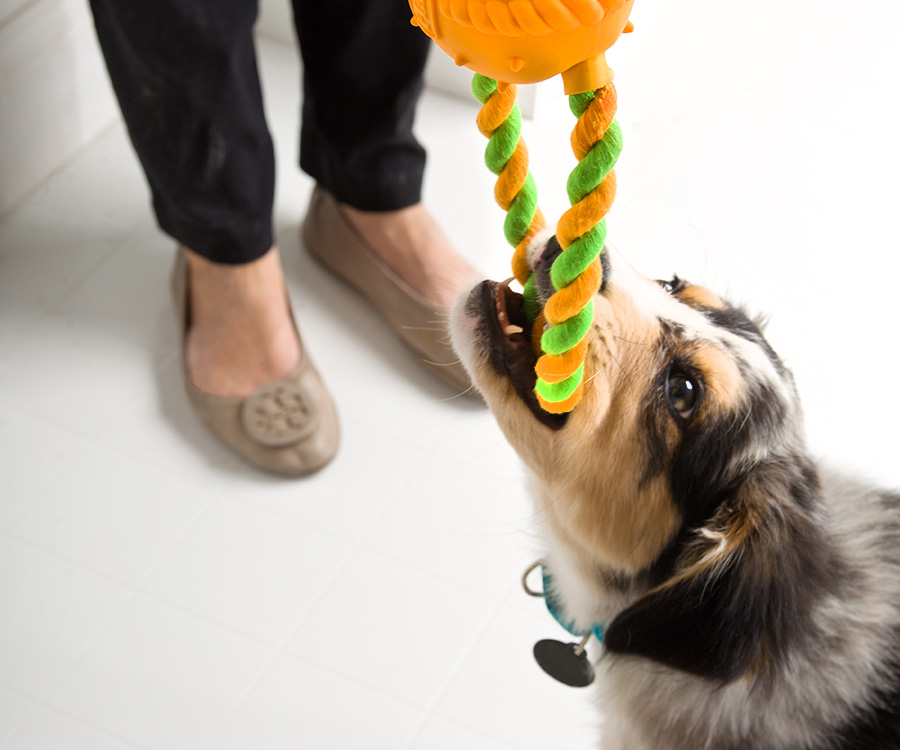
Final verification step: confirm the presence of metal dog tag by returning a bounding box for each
[533,637,595,687]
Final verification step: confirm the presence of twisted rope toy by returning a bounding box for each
[407,0,633,413]
[473,78,622,413]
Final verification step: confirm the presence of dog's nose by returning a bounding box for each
[532,235,564,304]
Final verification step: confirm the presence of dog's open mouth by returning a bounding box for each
[469,279,568,430]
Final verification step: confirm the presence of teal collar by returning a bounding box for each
[524,562,606,687]
[525,561,606,643]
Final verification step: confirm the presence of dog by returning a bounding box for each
[450,230,900,749]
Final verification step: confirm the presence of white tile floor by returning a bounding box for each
[2,1,900,747]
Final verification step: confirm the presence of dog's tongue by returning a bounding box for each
[496,278,524,338]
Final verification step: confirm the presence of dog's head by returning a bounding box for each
[452,232,835,682]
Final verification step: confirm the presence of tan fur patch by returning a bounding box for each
[678,285,727,310]
[692,345,747,415]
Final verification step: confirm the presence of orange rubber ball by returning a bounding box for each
[409,0,634,94]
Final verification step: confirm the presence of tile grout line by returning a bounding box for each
[322,415,534,743]
[406,569,579,750]
[197,542,381,748]
[0,116,125,223]
[218,414,434,545]
[7,484,222,726]
[45,221,144,311]
[200,432,444,749]
[3,504,419,749]
[0,412,93,536]
[401,591,512,750]
[0,687,148,750]
[0,688,38,750]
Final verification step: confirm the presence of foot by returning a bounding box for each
[182,246,301,398]
[338,203,476,309]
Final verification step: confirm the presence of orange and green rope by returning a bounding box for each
[472,75,623,413]
[471,75,545,323]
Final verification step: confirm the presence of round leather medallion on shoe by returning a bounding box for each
[241,381,318,448]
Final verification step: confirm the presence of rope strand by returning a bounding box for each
[536,84,621,413]
[472,74,545,320]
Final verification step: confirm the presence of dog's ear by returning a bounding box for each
[604,465,834,683]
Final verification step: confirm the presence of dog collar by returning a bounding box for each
[523,562,605,687]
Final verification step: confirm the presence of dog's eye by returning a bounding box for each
[667,373,698,419]
[658,276,687,295]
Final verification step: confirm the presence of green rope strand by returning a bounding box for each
[471,74,542,321]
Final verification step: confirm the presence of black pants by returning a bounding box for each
[90,0,430,264]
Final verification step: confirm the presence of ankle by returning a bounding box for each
[182,246,287,316]
[179,245,301,397]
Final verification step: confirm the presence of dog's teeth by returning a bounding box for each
[504,324,524,336]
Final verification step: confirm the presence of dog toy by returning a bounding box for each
[409,0,632,413]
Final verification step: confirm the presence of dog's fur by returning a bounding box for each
[451,231,900,749]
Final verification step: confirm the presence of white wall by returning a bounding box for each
[0,0,118,215]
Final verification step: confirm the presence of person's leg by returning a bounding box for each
[292,0,475,309]
[90,0,274,263]
[90,0,299,397]
[293,0,428,212]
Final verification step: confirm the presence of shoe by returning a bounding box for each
[171,251,340,477]
[301,186,474,395]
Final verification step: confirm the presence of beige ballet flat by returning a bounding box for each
[301,186,475,395]
[171,251,340,477]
